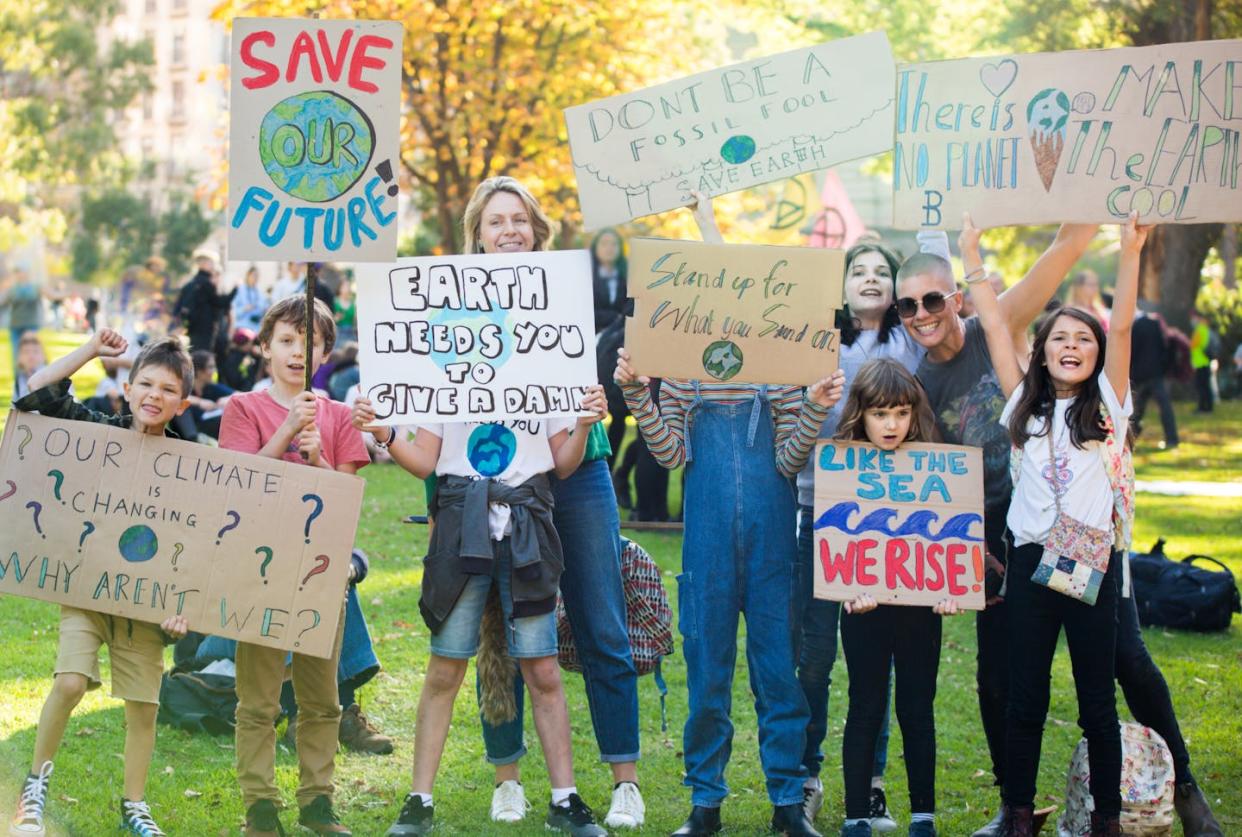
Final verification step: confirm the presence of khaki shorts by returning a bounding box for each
[55,606,166,704]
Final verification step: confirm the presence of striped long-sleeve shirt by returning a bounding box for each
[622,379,829,479]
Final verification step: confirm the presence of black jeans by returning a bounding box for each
[841,605,941,818]
[976,531,1011,788]
[1133,376,1179,447]
[1117,582,1193,784]
[1194,366,1215,412]
[1005,543,1122,818]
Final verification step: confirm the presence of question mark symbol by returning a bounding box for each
[15,425,32,460]
[25,501,44,538]
[0,480,16,503]
[78,521,96,551]
[294,608,321,648]
[215,510,241,545]
[301,494,324,544]
[300,555,330,589]
[47,469,64,503]
[255,546,274,584]
[171,543,184,571]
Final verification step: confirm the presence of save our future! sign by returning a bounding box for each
[0,413,364,659]
[564,31,896,229]
[228,17,404,261]
[892,38,1242,228]
[355,251,598,424]
[813,440,986,611]
[625,238,842,386]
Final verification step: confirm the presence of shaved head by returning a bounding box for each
[897,253,955,294]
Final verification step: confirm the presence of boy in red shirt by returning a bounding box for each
[219,297,369,837]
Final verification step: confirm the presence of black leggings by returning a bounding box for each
[841,605,941,817]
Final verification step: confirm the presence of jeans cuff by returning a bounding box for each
[485,744,527,765]
[599,751,640,764]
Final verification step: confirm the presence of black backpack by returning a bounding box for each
[1129,539,1241,632]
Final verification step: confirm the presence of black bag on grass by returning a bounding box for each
[157,670,238,736]
[1130,539,1241,632]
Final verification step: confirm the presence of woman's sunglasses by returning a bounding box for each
[895,290,960,319]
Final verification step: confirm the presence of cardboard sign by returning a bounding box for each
[892,39,1242,228]
[355,251,598,424]
[565,31,896,229]
[0,413,365,658]
[813,440,985,610]
[625,238,842,385]
[228,17,404,261]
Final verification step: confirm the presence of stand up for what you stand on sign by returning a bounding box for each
[229,17,404,261]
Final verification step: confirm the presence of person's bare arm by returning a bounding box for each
[549,385,606,479]
[29,329,127,391]
[1105,213,1149,403]
[997,223,1099,333]
[688,190,724,244]
[960,214,1022,398]
[350,397,441,479]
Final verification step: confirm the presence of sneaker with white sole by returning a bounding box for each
[120,799,167,837]
[545,794,606,837]
[803,777,824,822]
[490,779,530,823]
[605,781,645,828]
[868,786,897,833]
[8,761,52,837]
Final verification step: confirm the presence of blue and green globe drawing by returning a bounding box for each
[118,524,159,563]
[467,424,518,477]
[702,340,744,381]
[720,135,757,165]
[259,90,375,202]
[426,307,516,373]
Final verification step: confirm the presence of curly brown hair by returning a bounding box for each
[834,358,938,444]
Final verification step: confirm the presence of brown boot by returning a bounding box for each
[1001,805,1034,837]
[244,799,286,837]
[1088,812,1120,836]
[338,703,394,755]
[297,795,351,835]
[1174,782,1225,836]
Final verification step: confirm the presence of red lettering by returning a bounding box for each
[286,31,324,83]
[884,539,915,590]
[924,542,946,590]
[856,538,878,586]
[945,543,969,596]
[818,538,853,584]
[240,31,279,90]
[317,28,353,81]
[915,540,925,589]
[348,35,392,94]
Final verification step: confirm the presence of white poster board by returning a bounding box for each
[356,251,598,424]
[228,17,404,261]
[565,31,896,229]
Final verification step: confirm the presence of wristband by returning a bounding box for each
[374,426,396,449]
[963,267,988,285]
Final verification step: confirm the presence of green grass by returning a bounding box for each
[1131,400,1242,484]
[0,338,1239,834]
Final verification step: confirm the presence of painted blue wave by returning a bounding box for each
[814,502,983,542]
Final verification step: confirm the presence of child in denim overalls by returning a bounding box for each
[615,195,844,837]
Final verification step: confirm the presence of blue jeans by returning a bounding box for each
[797,505,891,780]
[480,458,640,763]
[678,384,808,808]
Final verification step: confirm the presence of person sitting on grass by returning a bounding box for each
[8,329,193,837]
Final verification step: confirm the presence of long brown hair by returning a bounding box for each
[835,358,938,444]
[1007,305,1108,449]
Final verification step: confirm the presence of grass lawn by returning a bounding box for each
[0,333,1239,835]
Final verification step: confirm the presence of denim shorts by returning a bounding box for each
[429,538,557,660]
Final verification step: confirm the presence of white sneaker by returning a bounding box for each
[490,779,530,823]
[8,761,52,837]
[869,785,898,833]
[802,776,824,822]
[604,782,645,828]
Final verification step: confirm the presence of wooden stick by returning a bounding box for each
[304,262,318,392]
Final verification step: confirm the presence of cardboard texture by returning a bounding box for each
[813,440,986,610]
[0,414,364,658]
[565,31,896,229]
[892,38,1242,229]
[356,251,598,424]
[626,238,843,385]
[228,17,404,261]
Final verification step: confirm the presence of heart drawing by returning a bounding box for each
[979,59,1018,99]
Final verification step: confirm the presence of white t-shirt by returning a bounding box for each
[1001,372,1132,546]
[418,418,575,539]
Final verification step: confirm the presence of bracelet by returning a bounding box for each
[963,267,988,285]
[374,426,396,449]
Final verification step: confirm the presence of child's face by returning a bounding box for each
[16,341,44,372]
[844,250,894,319]
[261,320,326,388]
[124,364,189,431]
[863,404,913,451]
[1042,313,1099,393]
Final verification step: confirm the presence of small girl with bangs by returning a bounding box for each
[835,358,962,837]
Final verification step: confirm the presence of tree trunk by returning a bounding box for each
[1220,225,1237,290]
[1141,224,1222,331]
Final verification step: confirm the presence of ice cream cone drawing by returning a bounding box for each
[1025,88,1071,191]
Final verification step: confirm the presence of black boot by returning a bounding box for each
[671,805,722,836]
[771,803,822,836]
[1174,782,1225,836]
[1000,805,1034,837]
[1088,812,1120,837]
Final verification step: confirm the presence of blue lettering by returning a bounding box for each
[856,472,884,500]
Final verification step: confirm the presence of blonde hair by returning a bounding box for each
[461,176,554,254]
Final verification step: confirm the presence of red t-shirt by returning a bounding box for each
[219,389,369,471]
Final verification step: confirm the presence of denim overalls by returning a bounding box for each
[679,381,809,808]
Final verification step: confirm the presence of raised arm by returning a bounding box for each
[688,190,723,244]
[959,214,1023,398]
[28,328,127,391]
[997,222,1099,334]
[1106,213,1149,403]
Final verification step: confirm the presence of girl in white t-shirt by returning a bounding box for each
[964,211,1148,837]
